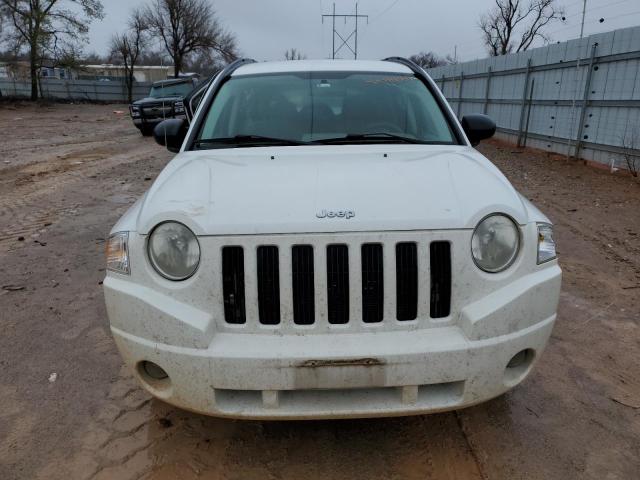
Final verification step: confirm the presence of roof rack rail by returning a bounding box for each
[382,56,425,75]
[220,58,256,78]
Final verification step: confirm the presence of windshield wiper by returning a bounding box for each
[314,132,427,145]
[194,135,310,149]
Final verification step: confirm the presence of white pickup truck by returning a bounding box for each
[104,58,561,419]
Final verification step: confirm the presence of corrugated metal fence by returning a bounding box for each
[0,78,152,102]
[428,26,640,169]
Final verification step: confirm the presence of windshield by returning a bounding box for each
[195,72,458,147]
[149,82,192,98]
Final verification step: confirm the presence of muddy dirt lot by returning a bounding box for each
[1,103,639,480]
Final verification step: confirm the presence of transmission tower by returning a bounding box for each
[322,3,368,59]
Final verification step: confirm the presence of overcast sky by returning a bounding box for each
[88,0,640,62]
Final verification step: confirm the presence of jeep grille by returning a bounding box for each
[221,240,451,326]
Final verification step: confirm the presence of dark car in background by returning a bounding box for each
[129,77,197,136]
[181,74,216,123]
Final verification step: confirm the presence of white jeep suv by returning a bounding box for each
[104,58,561,419]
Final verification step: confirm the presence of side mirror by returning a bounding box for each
[154,119,188,153]
[461,114,496,146]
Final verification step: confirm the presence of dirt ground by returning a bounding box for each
[0,103,638,480]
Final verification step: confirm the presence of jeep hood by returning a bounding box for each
[132,145,530,235]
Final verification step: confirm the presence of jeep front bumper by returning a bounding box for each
[105,258,561,419]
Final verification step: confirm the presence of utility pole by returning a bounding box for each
[567,0,589,159]
[331,3,335,61]
[322,3,369,59]
[579,0,587,38]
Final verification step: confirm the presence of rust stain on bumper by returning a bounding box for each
[298,358,384,368]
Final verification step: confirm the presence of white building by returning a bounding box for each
[76,64,173,82]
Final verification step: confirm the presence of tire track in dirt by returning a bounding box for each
[35,366,486,480]
[0,136,124,157]
[0,144,158,252]
[34,369,173,480]
[455,411,489,480]
[544,202,640,278]
[479,142,640,282]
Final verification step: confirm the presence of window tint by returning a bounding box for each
[197,72,456,144]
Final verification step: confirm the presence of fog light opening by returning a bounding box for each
[136,361,172,395]
[504,349,535,386]
[141,361,168,380]
[507,349,533,369]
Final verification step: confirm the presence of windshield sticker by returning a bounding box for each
[365,76,417,85]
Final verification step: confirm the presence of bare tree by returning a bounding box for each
[479,0,564,56]
[143,0,237,78]
[137,50,168,66]
[284,48,305,61]
[409,51,452,69]
[621,126,640,178]
[183,50,224,76]
[110,9,148,103]
[82,51,107,64]
[0,0,104,100]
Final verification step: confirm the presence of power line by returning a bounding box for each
[559,0,634,21]
[321,3,369,59]
[563,0,588,8]
[548,8,640,36]
[370,0,401,23]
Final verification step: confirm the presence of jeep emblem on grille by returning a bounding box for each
[316,209,355,219]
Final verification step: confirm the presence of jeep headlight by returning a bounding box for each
[130,105,141,118]
[174,101,185,113]
[147,221,200,280]
[106,232,130,275]
[537,223,557,264]
[471,214,520,273]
